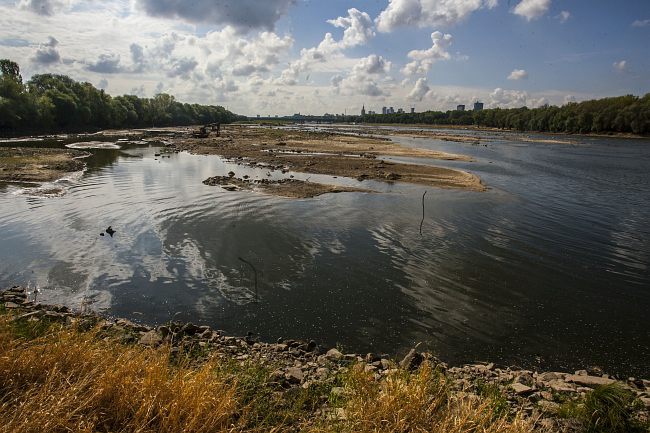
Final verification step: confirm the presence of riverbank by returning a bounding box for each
[166,126,486,193]
[2,286,647,433]
[0,147,88,183]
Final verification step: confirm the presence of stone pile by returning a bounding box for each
[2,286,648,432]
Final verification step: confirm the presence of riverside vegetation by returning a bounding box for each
[0,60,241,136]
[1,287,648,433]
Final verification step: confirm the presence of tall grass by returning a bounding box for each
[0,313,533,433]
[323,363,531,433]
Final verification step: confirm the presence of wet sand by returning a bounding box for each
[169,126,485,193]
[0,148,88,183]
[202,175,371,198]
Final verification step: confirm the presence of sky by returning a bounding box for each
[0,0,648,116]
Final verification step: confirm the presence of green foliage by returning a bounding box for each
[357,94,650,135]
[475,380,510,419]
[581,383,646,433]
[0,59,243,134]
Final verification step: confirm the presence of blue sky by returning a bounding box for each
[0,0,648,115]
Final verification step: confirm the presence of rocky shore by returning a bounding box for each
[2,286,648,432]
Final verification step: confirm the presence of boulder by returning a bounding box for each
[511,382,535,396]
[565,374,615,388]
[139,331,162,347]
[325,348,343,360]
[285,367,304,384]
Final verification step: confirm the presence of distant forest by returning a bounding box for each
[0,59,241,135]
[360,94,650,135]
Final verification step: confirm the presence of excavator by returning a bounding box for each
[192,123,221,138]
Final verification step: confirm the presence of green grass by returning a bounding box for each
[581,383,647,433]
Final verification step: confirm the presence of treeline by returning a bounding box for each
[360,94,650,135]
[0,59,242,135]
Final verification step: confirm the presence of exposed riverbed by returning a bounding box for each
[0,125,648,377]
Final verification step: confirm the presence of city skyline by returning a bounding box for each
[0,0,648,116]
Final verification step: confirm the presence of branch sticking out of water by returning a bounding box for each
[420,191,427,236]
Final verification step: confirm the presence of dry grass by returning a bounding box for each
[321,363,532,433]
[0,312,533,433]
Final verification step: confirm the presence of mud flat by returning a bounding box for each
[168,126,485,192]
[202,175,371,198]
[0,147,88,183]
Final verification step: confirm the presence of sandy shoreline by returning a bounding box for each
[167,126,485,194]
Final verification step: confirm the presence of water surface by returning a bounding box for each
[1,128,648,377]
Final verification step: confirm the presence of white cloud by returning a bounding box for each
[408,77,431,101]
[631,19,650,27]
[327,8,375,48]
[376,0,497,32]
[507,69,528,80]
[512,0,551,21]
[557,10,570,23]
[401,31,453,76]
[613,60,626,72]
[135,0,295,31]
[332,54,392,97]
[32,35,60,64]
[17,0,69,16]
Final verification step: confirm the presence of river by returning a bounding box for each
[1,126,648,377]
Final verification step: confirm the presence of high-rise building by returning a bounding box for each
[410,107,415,114]
[473,101,484,111]
[457,105,465,111]
[389,107,395,114]
[382,106,387,115]
[397,108,404,114]
[361,105,366,116]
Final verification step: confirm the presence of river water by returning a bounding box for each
[1,127,648,377]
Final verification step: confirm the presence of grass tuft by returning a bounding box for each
[581,383,646,433]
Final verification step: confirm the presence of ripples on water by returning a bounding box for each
[0,131,649,377]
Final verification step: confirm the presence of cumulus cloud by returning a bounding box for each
[87,53,122,73]
[17,0,67,16]
[130,43,145,72]
[332,54,392,97]
[327,8,375,48]
[136,0,295,31]
[631,19,650,27]
[167,57,198,78]
[97,78,108,90]
[402,31,452,76]
[507,69,528,80]
[613,60,626,72]
[376,0,497,32]
[490,87,528,107]
[277,8,375,87]
[557,10,570,23]
[32,36,60,64]
[408,77,431,101]
[512,0,551,21]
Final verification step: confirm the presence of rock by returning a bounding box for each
[574,369,588,376]
[139,331,162,347]
[511,383,535,396]
[566,374,615,388]
[181,323,203,335]
[325,348,343,360]
[515,372,535,387]
[399,349,424,370]
[285,367,304,384]
[548,380,577,393]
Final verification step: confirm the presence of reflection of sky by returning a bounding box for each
[1,135,649,376]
